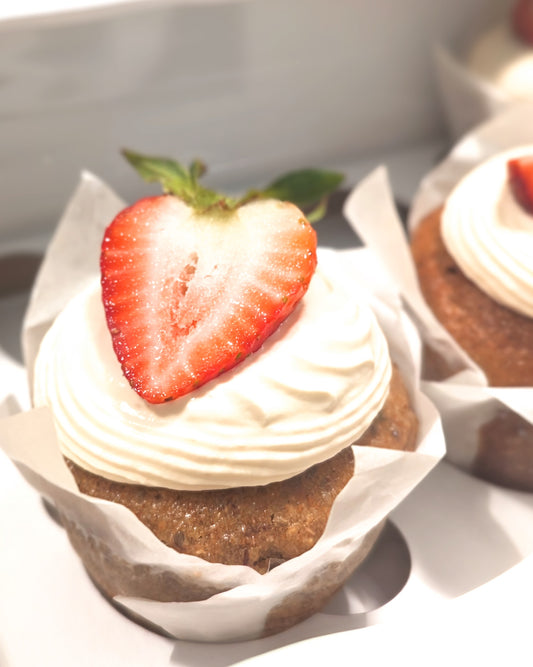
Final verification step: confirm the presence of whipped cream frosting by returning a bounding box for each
[466,24,533,100]
[34,251,392,490]
[441,146,533,318]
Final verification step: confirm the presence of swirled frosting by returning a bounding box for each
[33,251,392,490]
[466,24,533,100]
[441,146,533,318]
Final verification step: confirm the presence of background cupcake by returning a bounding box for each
[435,0,533,139]
[345,103,533,492]
[466,0,533,100]
[411,145,533,489]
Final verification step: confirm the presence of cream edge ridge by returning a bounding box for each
[441,145,533,319]
[33,249,393,491]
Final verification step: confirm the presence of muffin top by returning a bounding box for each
[34,250,392,491]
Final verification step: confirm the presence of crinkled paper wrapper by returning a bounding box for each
[0,173,444,642]
[344,104,533,483]
[434,42,516,141]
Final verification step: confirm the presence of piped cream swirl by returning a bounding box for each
[441,147,533,318]
[34,251,392,490]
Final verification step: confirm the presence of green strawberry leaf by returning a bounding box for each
[305,196,329,224]
[260,168,344,208]
[122,149,234,212]
[122,149,192,194]
[122,150,343,220]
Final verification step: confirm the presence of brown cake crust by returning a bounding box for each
[474,408,533,491]
[411,207,533,386]
[66,365,417,575]
[68,448,354,576]
[357,363,418,452]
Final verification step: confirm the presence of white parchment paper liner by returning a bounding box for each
[434,42,517,141]
[0,172,444,642]
[344,103,533,479]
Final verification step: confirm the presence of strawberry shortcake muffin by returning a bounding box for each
[411,147,533,490]
[33,151,418,635]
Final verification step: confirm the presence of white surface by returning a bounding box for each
[235,554,533,666]
[0,0,233,26]
[0,0,151,23]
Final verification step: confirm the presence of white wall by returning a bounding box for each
[0,0,509,248]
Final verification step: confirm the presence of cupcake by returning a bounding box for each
[435,1,533,139]
[3,158,443,642]
[466,0,533,102]
[410,146,533,490]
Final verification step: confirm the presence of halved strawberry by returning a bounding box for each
[508,154,533,215]
[512,0,533,46]
[100,151,342,404]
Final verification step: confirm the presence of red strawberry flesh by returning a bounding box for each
[100,195,317,403]
[508,155,533,215]
[512,0,533,46]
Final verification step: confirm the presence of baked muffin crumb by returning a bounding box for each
[66,366,417,574]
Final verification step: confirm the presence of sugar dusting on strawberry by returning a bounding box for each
[508,154,533,215]
[100,151,342,403]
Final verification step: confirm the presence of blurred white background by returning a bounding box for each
[0,0,510,251]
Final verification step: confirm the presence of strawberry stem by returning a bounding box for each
[122,149,343,220]
[189,159,207,185]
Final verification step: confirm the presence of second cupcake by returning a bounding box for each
[411,145,533,490]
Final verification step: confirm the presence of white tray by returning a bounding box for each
[1,146,532,665]
[2,359,532,666]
